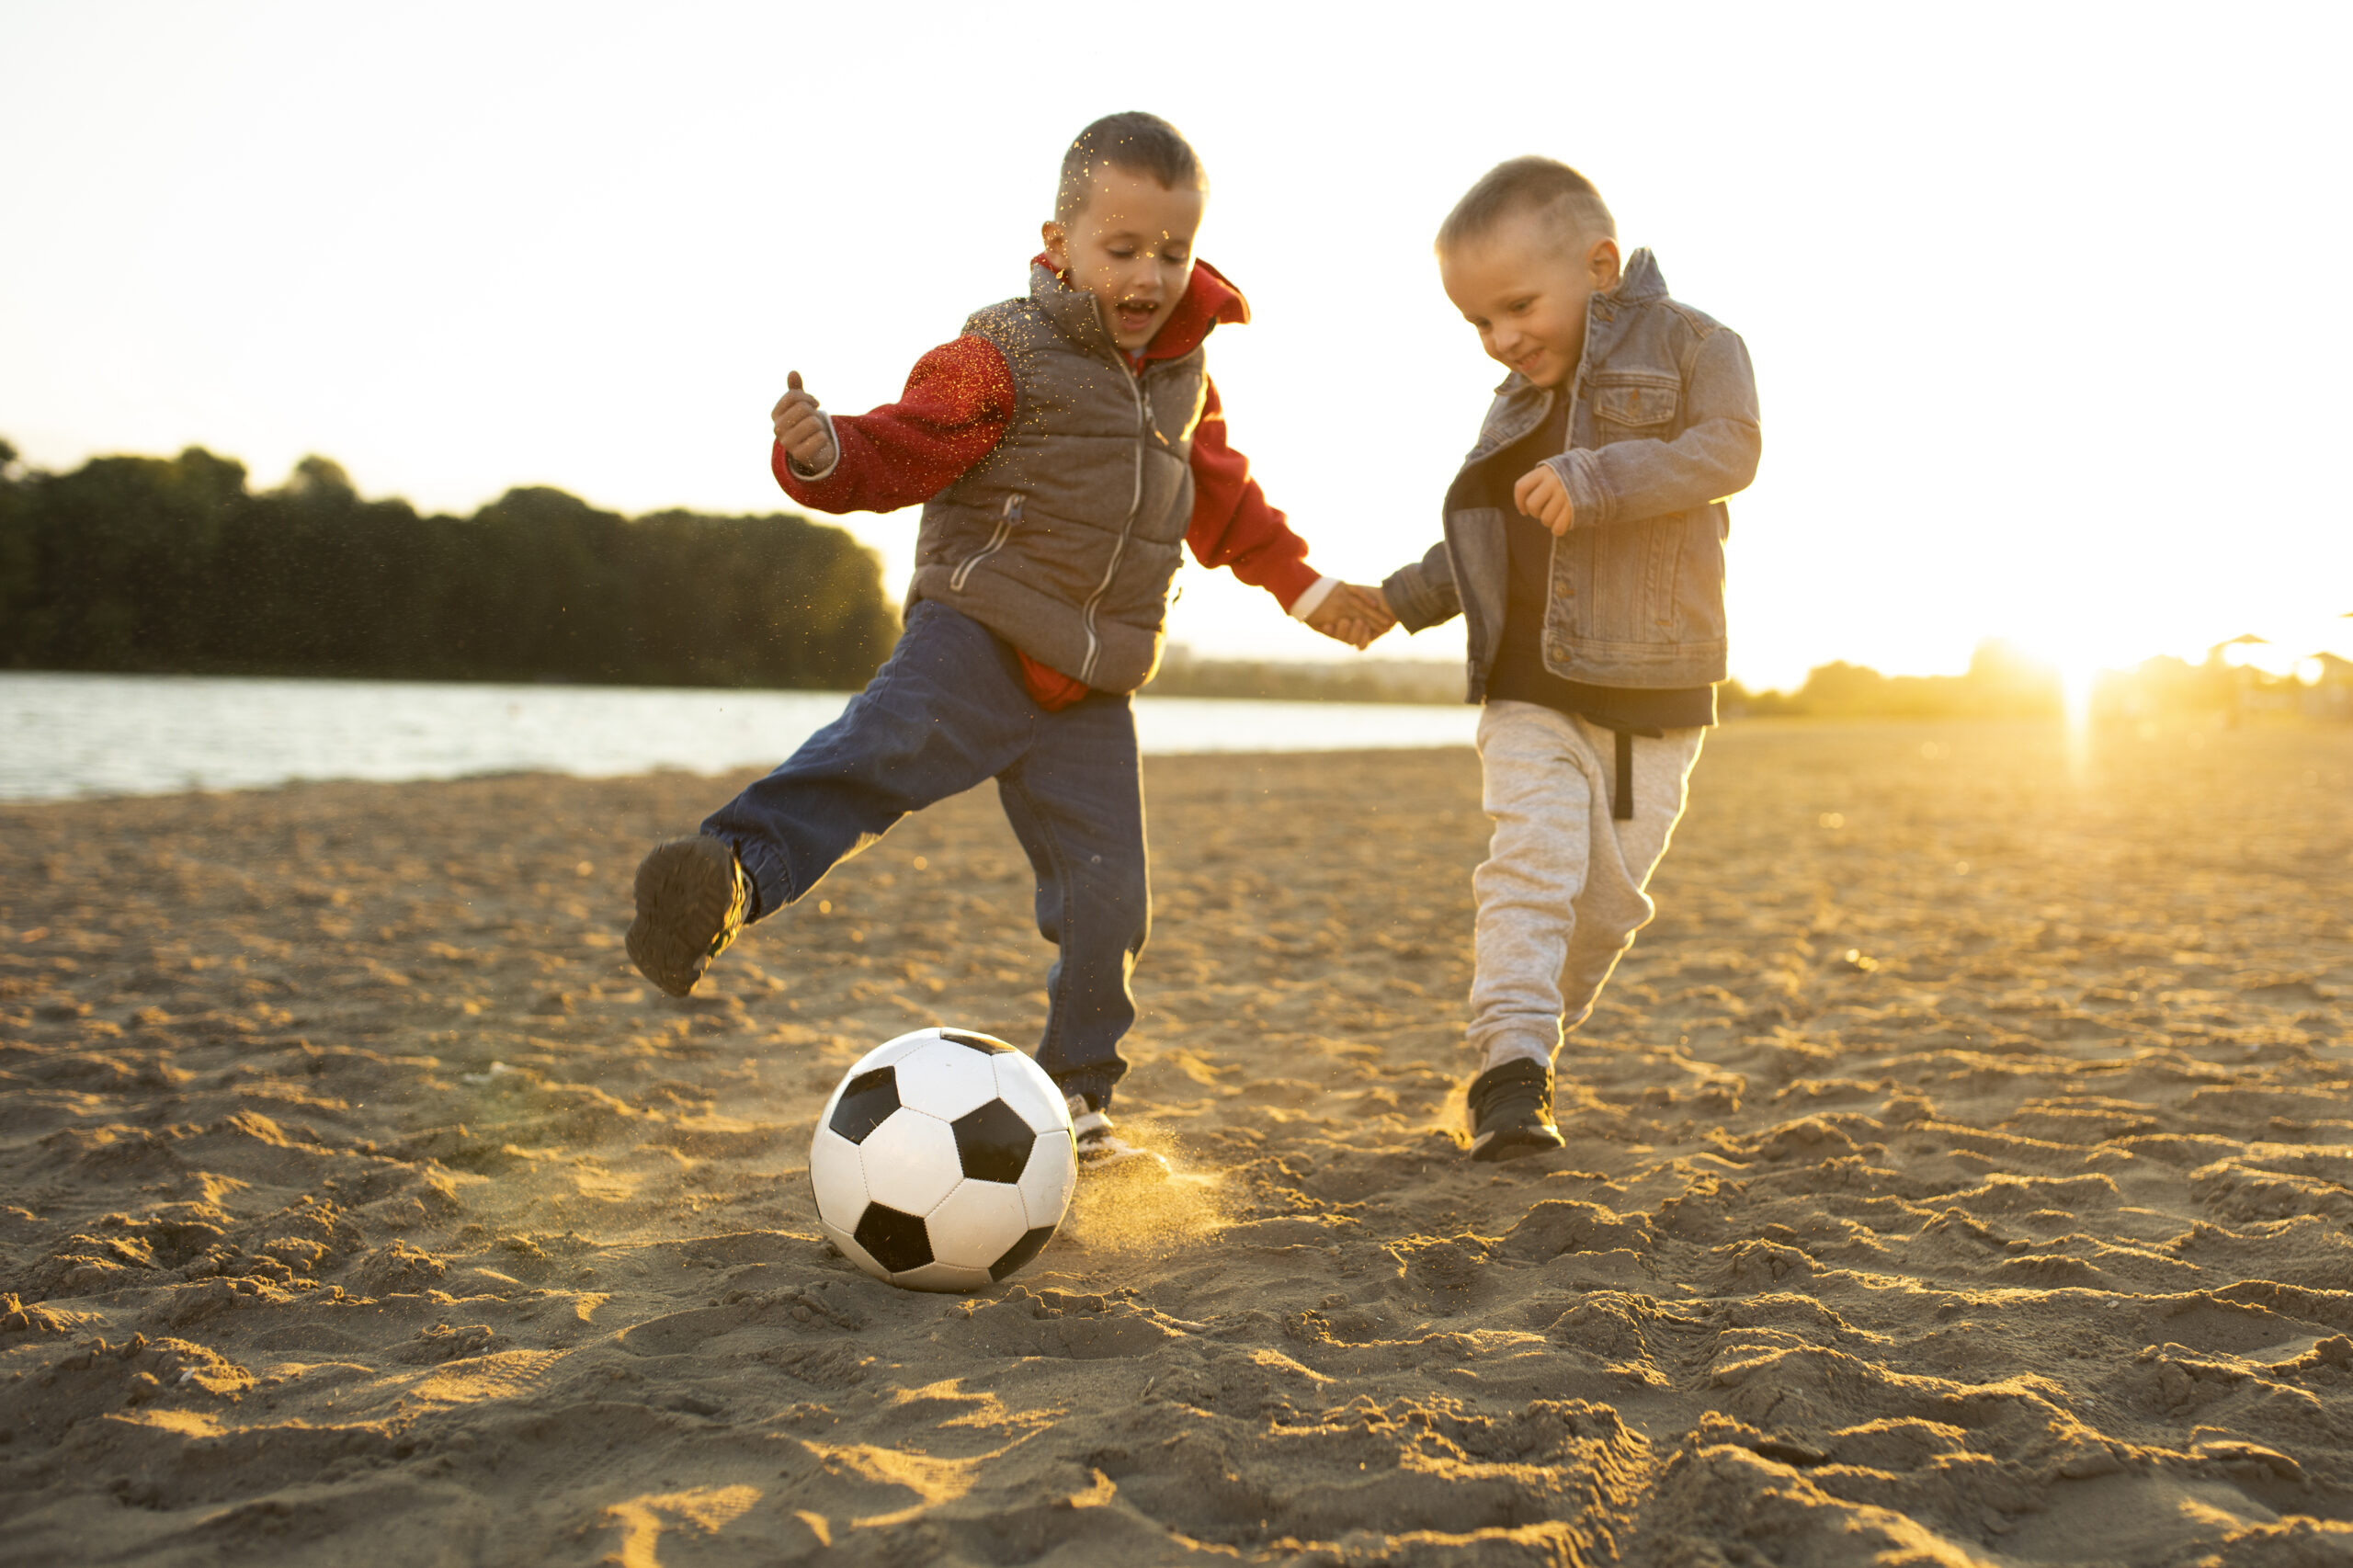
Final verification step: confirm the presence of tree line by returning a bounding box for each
[0,440,899,689]
[1722,641,2063,720]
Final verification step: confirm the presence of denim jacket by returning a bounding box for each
[1381,248,1761,695]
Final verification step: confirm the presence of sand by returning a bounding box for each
[3,718,2351,1567]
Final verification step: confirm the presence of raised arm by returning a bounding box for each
[773,335,1017,515]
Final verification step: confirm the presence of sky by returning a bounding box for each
[4,1,2348,690]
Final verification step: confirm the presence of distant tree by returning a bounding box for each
[282,454,356,498]
[1793,661,1889,714]
[0,438,27,646]
[1719,678,1807,718]
[0,445,897,689]
[1732,642,2063,721]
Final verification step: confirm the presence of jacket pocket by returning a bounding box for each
[1563,514,1675,645]
[1589,376,1679,437]
[949,494,1024,591]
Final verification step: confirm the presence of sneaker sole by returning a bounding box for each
[626,837,743,998]
[1470,1123,1566,1163]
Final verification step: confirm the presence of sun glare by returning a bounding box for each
[2012,631,2119,781]
[2057,656,2100,733]
[2011,631,2111,729]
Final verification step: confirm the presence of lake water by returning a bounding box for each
[0,672,1478,802]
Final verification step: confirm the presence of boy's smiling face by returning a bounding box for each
[1440,211,1622,390]
[1042,165,1205,352]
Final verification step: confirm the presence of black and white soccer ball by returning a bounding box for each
[809,1028,1076,1291]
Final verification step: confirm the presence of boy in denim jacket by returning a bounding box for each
[1377,158,1761,1160]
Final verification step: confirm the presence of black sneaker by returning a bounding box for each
[1066,1096,1171,1179]
[1466,1059,1566,1162]
[626,836,751,997]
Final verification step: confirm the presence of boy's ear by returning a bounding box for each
[1587,236,1623,289]
[1041,221,1068,272]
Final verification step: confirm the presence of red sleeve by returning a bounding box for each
[774,335,1017,514]
[1184,376,1322,608]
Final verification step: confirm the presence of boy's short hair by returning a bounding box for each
[1437,157,1616,255]
[1056,112,1208,223]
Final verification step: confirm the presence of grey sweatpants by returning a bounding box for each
[1469,700,1706,1071]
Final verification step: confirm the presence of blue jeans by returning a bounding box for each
[700,601,1146,1107]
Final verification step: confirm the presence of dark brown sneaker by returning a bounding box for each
[626,836,750,997]
[1467,1059,1566,1162]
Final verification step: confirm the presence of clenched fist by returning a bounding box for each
[1513,462,1574,535]
[771,370,837,474]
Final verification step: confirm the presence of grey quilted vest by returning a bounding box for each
[904,260,1209,693]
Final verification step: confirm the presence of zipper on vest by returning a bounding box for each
[1077,369,1149,683]
[949,494,1023,592]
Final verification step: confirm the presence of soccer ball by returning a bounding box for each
[808,1028,1076,1291]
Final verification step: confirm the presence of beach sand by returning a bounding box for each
[3,719,2351,1566]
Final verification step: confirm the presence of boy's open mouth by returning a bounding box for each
[1114,300,1159,335]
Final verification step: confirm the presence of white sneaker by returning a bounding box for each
[1066,1096,1170,1177]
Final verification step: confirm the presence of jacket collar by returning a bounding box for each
[1027,254,1249,366]
[1611,245,1665,304]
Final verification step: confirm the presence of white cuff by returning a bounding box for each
[1288,574,1341,622]
[783,411,841,482]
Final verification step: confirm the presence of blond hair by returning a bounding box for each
[1437,156,1615,254]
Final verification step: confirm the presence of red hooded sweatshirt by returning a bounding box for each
[773,258,1325,709]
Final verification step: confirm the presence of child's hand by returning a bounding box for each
[1513,463,1574,535]
[1354,584,1397,640]
[771,371,837,473]
[1305,583,1396,651]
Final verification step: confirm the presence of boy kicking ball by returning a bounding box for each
[1376,159,1762,1160]
[627,112,1391,1175]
